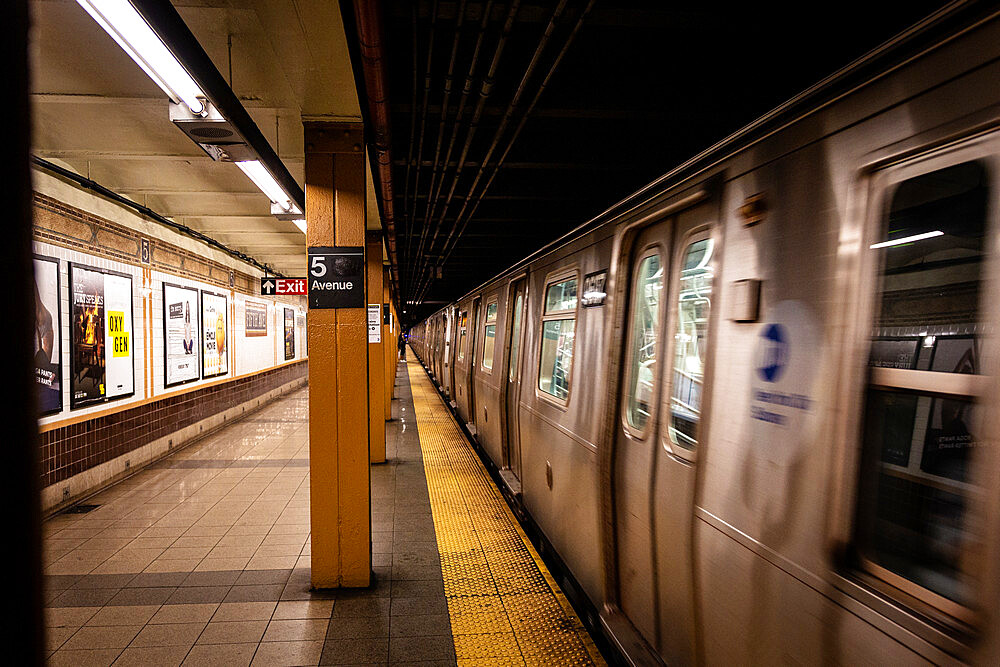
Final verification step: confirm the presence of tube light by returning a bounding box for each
[236,160,293,213]
[869,230,943,249]
[75,0,207,115]
[291,219,307,234]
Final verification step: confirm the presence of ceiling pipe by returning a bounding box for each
[418,0,596,303]
[414,0,569,300]
[406,0,441,291]
[433,0,568,256]
[402,4,419,280]
[414,0,469,284]
[33,156,285,277]
[411,0,521,302]
[351,0,401,279]
[423,0,496,247]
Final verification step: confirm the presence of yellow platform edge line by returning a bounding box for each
[404,355,606,667]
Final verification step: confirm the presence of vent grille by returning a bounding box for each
[189,125,236,139]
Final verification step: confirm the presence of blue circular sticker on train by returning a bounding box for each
[756,323,788,383]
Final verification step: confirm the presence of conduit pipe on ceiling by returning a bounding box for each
[412,0,521,301]
[417,0,596,303]
[431,0,568,263]
[419,0,496,286]
[416,0,469,277]
[402,4,419,275]
[33,156,284,277]
[414,0,566,299]
[406,0,441,289]
[352,0,400,276]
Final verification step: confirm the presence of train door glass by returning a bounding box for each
[504,279,527,478]
[624,252,663,432]
[458,311,467,361]
[483,299,498,370]
[538,274,578,403]
[613,204,716,665]
[855,158,992,621]
[666,237,714,454]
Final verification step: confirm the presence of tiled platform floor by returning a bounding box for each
[43,360,456,666]
[42,355,604,666]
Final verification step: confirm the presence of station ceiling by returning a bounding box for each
[30,0,375,278]
[374,0,950,324]
[29,0,949,314]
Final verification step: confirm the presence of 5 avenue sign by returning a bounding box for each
[260,277,307,296]
[307,246,365,309]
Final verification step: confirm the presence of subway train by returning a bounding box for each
[409,4,1000,664]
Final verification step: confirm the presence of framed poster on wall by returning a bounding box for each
[69,263,135,409]
[33,255,62,415]
[283,307,295,361]
[245,300,268,337]
[163,283,200,387]
[103,270,135,400]
[69,263,106,408]
[201,290,229,379]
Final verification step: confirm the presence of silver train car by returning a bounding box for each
[409,4,1000,664]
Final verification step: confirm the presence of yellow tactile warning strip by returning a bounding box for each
[406,355,606,666]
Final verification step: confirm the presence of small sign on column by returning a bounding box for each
[368,304,382,343]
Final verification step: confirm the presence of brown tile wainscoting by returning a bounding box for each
[40,360,308,491]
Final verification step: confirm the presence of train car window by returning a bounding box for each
[625,252,663,431]
[855,159,989,618]
[667,238,714,451]
[458,311,468,361]
[509,293,524,382]
[538,275,578,401]
[483,298,498,370]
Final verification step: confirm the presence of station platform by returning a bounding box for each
[42,355,604,666]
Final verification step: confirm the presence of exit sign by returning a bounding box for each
[261,277,307,296]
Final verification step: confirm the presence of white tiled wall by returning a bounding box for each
[34,243,306,429]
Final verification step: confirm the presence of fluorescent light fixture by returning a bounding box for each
[291,219,307,234]
[869,230,943,249]
[236,160,293,212]
[75,0,206,114]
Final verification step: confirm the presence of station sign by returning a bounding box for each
[261,277,307,296]
[307,246,365,309]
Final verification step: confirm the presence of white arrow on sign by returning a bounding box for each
[262,279,275,294]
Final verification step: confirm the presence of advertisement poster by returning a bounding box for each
[283,307,295,361]
[70,264,106,408]
[33,256,61,415]
[246,300,268,337]
[163,283,200,387]
[202,291,229,378]
[104,272,134,400]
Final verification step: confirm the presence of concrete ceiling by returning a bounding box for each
[29,0,379,277]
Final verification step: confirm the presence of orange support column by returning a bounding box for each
[366,232,385,463]
[305,122,370,588]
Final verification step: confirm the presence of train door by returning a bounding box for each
[449,306,459,404]
[502,277,527,481]
[467,297,481,432]
[612,202,716,664]
[442,309,452,397]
